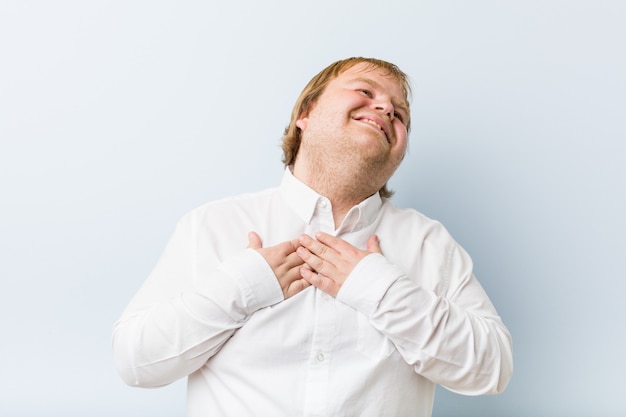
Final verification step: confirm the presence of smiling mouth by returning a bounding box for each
[359,118,390,143]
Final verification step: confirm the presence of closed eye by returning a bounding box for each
[357,89,373,98]
[394,111,404,123]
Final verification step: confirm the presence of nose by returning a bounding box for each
[374,99,394,121]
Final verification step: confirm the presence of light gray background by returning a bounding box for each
[1,1,624,416]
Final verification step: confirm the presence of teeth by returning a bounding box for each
[363,119,382,130]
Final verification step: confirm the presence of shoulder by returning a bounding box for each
[378,198,465,257]
[378,199,474,292]
[179,186,279,226]
[379,198,449,237]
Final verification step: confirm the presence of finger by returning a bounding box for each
[282,263,308,284]
[286,238,302,254]
[284,278,311,299]
[300,266,338,297]
[265,238,300,258]
[276,251,306,275]
[314,231,352,253]
[367,235,382,254]
[247,231,263,249]
[296,246,320,269]
[298,234,339,261]
[278,264,311,299]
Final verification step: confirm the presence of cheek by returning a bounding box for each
[394,126,408,149]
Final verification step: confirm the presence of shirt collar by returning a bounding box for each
[279,167,382,231]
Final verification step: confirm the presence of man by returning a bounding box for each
[112,57,513,416]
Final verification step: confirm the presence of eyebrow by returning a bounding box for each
[351,77,411,119]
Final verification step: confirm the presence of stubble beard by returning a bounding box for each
[301,134,400,204]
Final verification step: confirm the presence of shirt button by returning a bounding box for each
[317,352,325,362]
[318,199,327,208]
[322,293,330,301]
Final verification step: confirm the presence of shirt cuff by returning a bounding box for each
[219,248,284,313]
[336,253,404,316]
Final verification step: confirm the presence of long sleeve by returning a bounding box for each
[112,174,512,416]
[111,214,284,387]
[337,241,513,395]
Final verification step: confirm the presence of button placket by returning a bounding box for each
[302,289,336,415]
[314,197,334,234]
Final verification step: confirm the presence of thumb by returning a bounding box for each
[367,235,382,254]
[247,231,263,249]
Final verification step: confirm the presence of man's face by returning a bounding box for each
[295,63,410,185]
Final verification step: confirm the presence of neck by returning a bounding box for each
[292,160,379,228]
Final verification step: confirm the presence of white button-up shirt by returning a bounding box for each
[112,169,512,417]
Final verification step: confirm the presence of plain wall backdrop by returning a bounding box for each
[1,0,624,416]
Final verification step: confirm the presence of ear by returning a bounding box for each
[296,116,309,130]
